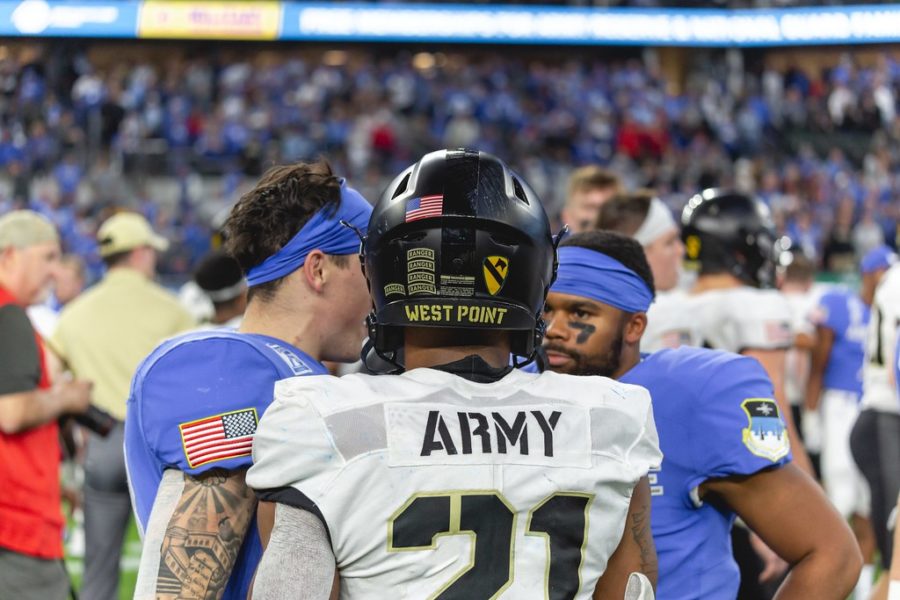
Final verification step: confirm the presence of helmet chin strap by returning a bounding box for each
[360,334,405,375]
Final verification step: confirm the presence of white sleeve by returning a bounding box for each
[247,378,344,501]
[730,290,793,351]
[252,504,336,600]
[625,386,663,480]
[133,470,185,600]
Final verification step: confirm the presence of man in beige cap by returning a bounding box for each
[51,211,194,600]
[0,210,92,600]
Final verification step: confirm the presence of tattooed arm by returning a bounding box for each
[134,468,256,600]
[593,477,657,599]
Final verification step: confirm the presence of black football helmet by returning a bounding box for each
[681,189,783,288]
[361,149,559,366]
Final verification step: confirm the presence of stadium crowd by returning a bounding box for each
[0,44,898,283]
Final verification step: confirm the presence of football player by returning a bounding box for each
[246,150,662,599]
[889,335,900,600]
[542,230,862,600]
[125,161,373,600]
[680,191,817,596]
[851,245,900,600]
[805,246,893,599]
[561,165,621,234]
[594,190,687,352]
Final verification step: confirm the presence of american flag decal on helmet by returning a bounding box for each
[405,195,444,222]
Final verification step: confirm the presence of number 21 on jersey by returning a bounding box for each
[388,490,593,600]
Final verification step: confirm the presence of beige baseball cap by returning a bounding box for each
[0,210,59,249]
[97,212,169,257]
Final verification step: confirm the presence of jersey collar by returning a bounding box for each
[430,354,513,384]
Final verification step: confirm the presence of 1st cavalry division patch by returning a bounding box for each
[483,256,509,295]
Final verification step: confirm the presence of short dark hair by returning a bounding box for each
[559,230,656,300]
[102,249,133,269]
[224,160,344,302]
[195,251,244,308]
[595,190,654,236]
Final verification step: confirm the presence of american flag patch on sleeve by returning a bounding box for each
[179,408,258,469]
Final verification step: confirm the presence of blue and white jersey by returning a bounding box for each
[125,330,327,600]
[620,347,792,600]
[809,289,869,396]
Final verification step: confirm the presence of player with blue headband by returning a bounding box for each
[125,160,373,600]
[540,230,861,599]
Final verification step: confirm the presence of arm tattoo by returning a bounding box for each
[155,469,256,600]
[629,499,657,580]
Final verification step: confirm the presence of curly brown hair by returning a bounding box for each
[224,159,347,301]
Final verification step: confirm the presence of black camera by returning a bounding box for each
[70,405,119,437]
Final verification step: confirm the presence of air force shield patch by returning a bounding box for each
[741,398,789,462]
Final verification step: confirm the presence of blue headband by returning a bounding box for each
[551,246,654,313]
[861,245,897,274]
[246,180,372,287]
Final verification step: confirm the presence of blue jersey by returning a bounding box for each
[810,289,869,395]
[620,347,792,600]
[125,330,327,600]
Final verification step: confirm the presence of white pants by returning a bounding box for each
[821,389,870,518]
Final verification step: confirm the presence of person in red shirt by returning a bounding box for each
[0,210,92,600]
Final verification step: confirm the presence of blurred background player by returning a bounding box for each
[776,253,821,467]
[50,212,195,600]
[681,191,811,468]
[247,149,661,599]
[851,245,900,600]
[126,161,372,600]
[889,336,900,600]
[594,190,686,352]
[542,230,860,600]
[806,245,894,600]
[0,211,91,600]
[560,165,621,234]
[192,250,247,328]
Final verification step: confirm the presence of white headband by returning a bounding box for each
[633,198,677,247]
[204,279,247,303]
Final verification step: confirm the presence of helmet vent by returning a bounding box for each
[512,177,529,205]
[391,173,412,199]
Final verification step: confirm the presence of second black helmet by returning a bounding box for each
[681,189,783,288]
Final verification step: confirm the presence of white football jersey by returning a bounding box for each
[862,264,900,413]
[247,367,661,599]
[690,287,793,353]
[641,289,702,353]
[783,287,823,405]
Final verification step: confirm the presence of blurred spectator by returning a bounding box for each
[28,254,86,339]
[561,166,621,233]
[0,43,899,275]
[853,200,886,257]
[0,211,91,600]
[49,212,194,600]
